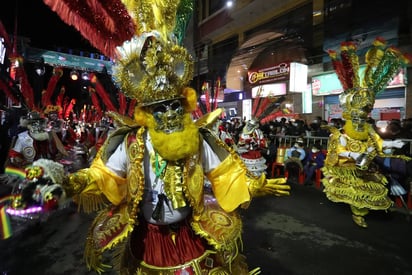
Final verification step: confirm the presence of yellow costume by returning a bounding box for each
[44,0,290,273]
[67,115,288,274]
[322,38,410,228]
[322,124,390,223]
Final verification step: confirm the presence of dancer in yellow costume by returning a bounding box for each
[44,0,290,273]
[322,38,411,228]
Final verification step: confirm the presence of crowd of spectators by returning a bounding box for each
[216,115,412,197]
[220,115,412,156]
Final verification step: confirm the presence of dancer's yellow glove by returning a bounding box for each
[249,174,290,197]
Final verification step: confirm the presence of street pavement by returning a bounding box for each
[0,183,411,275]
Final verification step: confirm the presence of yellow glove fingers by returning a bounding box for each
[270,184,291,191]
[261,185,291,193]
[252,178,291,197]
[267,178,287,185]
[274,190,290,196]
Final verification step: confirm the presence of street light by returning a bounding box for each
[35,65,45,76]
[34,58,45,76]
[81,72,90,81]
[70,70,79,81]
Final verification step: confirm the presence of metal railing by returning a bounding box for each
[274,135,329,149]
[274,135,412,156]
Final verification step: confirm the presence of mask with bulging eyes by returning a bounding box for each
[149,99,184,134]
[28,119,50,141]
[351,115,366,132]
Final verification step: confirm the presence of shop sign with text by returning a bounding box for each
[248,62,290,85]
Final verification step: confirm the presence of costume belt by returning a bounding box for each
[138,250,226,275]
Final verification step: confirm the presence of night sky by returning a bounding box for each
[1,0,121,113]
[1,0,97,53]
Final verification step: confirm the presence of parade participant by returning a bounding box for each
[237,118,269,177]
[5,65,69,169]
[322,38,411,228]
[0,158,68,239]
[218,120,236,148]
[44,0,290,273]
[236,93,285,177]
[44,105,64,135]
[7,111,66,168]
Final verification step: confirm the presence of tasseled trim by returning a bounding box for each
[322,166,392,210]
[322,166,358,179]
[75,193,108,213]
[111,239,129,274]
[249,267,262,275]
[84,236,112,274]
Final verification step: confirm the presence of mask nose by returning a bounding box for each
[166,110,176,120]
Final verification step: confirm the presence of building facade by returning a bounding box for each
[193,0,412,122]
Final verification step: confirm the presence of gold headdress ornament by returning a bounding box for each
[112,0,194,106]
[44,0,194,107]
[327,37,411,120]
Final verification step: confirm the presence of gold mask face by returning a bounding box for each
[351,114,367,132]
[149,99,184,134]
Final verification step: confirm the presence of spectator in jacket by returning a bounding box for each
[303,143,325,186]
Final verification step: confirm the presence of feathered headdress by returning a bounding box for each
[44,0,195,107]
[251,87,285,125]
[192,78,224,120]
[328,37,411,120]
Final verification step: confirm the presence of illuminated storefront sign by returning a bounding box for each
[312,66,406,96]
[248,62,308,93]
[248,63,290,85]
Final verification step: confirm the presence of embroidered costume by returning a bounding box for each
[237,95,285,177]
[44,0,291,273]
[322,38,411,228]
[237,120,268,177]
[68,117,287,274]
